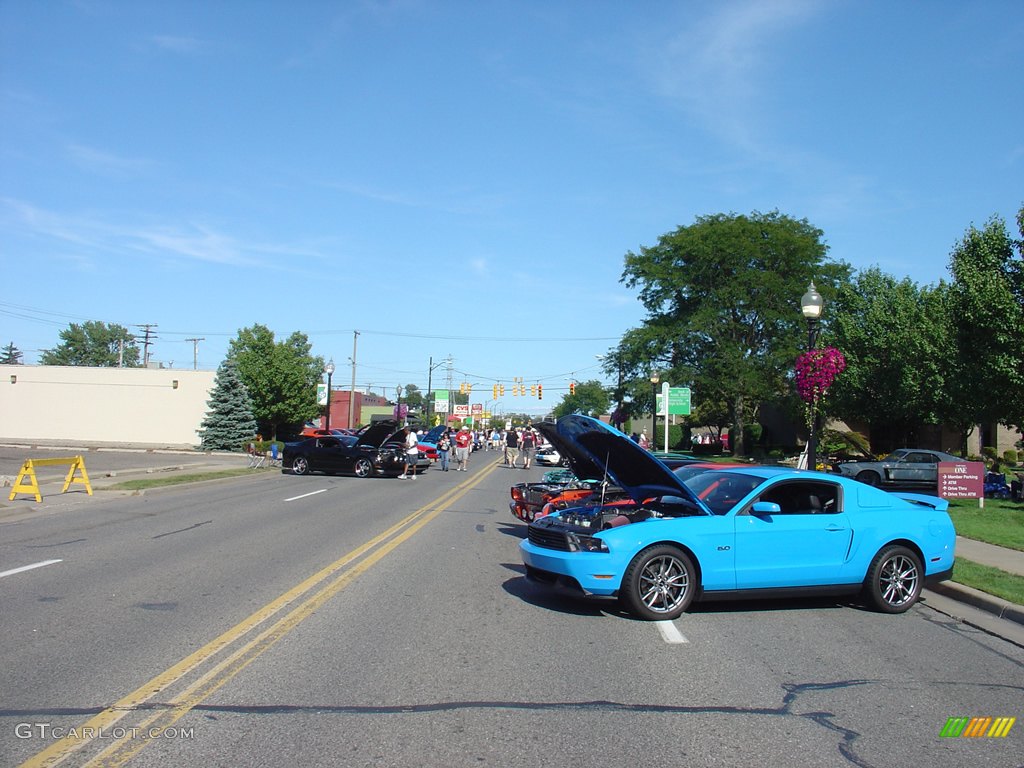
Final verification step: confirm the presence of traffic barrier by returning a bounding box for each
[8,456,93,502]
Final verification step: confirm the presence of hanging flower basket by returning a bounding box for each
[795,347,846,406]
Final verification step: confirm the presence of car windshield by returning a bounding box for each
[682,471,763,515]
[673,465,714,482]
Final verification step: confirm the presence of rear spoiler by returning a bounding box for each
[889,492,949,512]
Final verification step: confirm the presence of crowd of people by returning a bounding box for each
[401,424,546,477]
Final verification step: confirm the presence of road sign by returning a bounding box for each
[656,386,691,416]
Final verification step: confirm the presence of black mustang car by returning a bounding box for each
[283,420,428,478]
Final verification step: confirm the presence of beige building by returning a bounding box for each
[1,364,216,449]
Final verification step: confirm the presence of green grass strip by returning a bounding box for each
[947,499,1024,552]
[952,558,1024,605]
[104,468,264,490]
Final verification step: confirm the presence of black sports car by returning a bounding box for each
[283,420,429,478]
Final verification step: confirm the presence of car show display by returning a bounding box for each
[519,415,956,621]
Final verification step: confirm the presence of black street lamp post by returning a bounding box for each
[649,370,660,445]
[324,359,335,433]
[800,282,824,471]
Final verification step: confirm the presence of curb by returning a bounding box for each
[927,581,1024,625]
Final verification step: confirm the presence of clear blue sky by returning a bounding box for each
[2,1,1021,416]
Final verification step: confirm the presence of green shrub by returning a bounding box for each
[1003,449,1018,465]
[982,446,998,460]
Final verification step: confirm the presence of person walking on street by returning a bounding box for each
[454,425,473,471]
[505,427,520,468]
[399,426,419,479]
[437,429,451,471]
[520,427,537,469]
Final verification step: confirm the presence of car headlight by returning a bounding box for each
[566,532,609,553]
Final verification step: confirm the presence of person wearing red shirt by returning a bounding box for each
[454,426,473,471]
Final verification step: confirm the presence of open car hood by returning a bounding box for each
[533,415,707,510]
[355,419,401,448]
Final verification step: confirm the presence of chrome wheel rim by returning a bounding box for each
[879,554,919,607]
[293,457,308,474]
[638,554,690,614]
[354,459,371,478]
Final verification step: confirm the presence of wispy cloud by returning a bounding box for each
[318,179,507,216]
[65,143,155,178]
[652,0,822,155]
[151,35,206,55]
[1,198,326,270]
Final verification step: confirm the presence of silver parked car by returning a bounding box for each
[833,448,965,488]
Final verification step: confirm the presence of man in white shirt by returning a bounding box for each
[399,426,419,479]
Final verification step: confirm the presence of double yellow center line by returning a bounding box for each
[23,463,498,767]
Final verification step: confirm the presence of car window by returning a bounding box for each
[316,437,340,449]
[682,472,762,515]
[752,481,841,515]
[904,452,936,464]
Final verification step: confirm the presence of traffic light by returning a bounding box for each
[569,381,576,395]
[493,384,499,399]
[499,384,505,396]
[466,384,472,395]
[537,384,543,400]
[530,384,537,397]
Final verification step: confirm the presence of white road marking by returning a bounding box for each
[655,620,689,644]
[285,489,328,502]
[0,559,63,579]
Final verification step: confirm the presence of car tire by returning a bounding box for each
[292,456,310,476]
[856,470,881,486]
[621,545,696,620]
[863,545,923,613]
[353,458,373,478]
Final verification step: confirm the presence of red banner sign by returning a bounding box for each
[938,462,985,499]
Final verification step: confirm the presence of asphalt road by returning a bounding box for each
[1,459,1022,767]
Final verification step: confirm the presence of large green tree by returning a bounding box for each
[552,380,610,418]
[825,268,949,448]
[199,358,257,451]
[619,211,851,455]
[943,209,1024,447]
[227,324,323,439]
[39,321,140,367]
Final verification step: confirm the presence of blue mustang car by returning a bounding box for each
[520,415,956,621]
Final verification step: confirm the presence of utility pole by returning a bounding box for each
[135,324,158,367]
[185,337,204,370]
[348,330,359,429]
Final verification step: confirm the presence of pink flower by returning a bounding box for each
[795,347,846,404]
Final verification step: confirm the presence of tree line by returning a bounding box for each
[602,207,1023,456]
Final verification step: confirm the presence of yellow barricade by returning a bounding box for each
[8,456,93,503]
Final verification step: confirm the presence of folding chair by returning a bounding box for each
[248,442,266,468]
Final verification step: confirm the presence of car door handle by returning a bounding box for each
[825,524,846,532]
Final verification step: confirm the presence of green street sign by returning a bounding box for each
[657,386,691,416]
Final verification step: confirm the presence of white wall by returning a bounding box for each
[0,365,216,448]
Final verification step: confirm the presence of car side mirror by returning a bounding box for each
[751,501,781,516]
